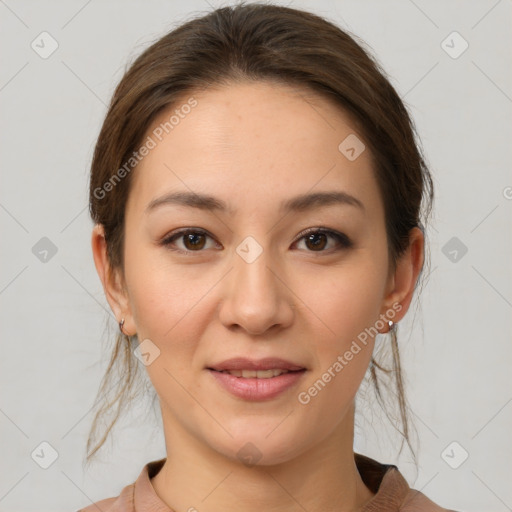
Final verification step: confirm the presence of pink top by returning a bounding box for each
[76,453,458,511]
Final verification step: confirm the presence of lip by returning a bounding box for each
[207,357,306,372]
[208,368,306,401]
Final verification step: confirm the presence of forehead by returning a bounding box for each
[128,80,382,218]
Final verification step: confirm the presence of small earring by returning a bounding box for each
[119,318,125,335]
[388,320,395,332]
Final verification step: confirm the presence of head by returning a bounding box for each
[87,2,433,468]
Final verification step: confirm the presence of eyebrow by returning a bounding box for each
[145,190,365,215]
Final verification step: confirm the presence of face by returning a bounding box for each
[98,81,414,465]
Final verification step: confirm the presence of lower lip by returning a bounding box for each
[208,369,306,401]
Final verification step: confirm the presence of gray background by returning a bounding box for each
[1,1,511,511]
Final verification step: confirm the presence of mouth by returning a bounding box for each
[211,368,300,378]
[207,356,306,373]
[206,358,307,401]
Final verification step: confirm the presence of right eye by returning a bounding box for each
[161,228,219,255]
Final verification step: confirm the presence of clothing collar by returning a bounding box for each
[127,452,411,511]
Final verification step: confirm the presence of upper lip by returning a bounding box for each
[208,357,306,372]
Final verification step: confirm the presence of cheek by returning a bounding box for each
[124,240,189,335]
[303,258,385,344]
[123,243,214,374]
[295,275,379,429]
[296,255,385,399]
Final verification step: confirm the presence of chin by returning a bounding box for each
[209,425,310,467]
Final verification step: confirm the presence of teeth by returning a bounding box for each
[222,369,289,378]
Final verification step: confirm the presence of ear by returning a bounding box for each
[379,226,425,330]
[91,224,136,336]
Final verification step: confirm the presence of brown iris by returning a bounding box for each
[183,232,207,250]
[304,232,328,251]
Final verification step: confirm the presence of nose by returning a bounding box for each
[218,242,295,336]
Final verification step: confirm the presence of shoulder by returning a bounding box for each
[400,489,457,512]
[354,452,460,512]
[74,458,166,512]
[75,482,134,512]
[76,496,117,512]
[400,487,460,511]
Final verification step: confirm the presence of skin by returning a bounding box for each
[92,81,424,512]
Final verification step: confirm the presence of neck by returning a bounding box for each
[151,402,375,512]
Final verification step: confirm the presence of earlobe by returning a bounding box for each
[91,224,135,335]
[379,227,425,329]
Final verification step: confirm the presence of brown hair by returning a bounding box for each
[86,2,434,468]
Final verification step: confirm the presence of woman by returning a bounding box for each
[80,3,458,511]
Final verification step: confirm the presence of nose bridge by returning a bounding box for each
[236,240,274,290]
[233,235,279,303]
[219,234,292,334]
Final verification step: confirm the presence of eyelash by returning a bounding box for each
[160,227,353,256]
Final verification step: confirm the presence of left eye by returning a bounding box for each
[294,228,353,252]
[161,228,352,254]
